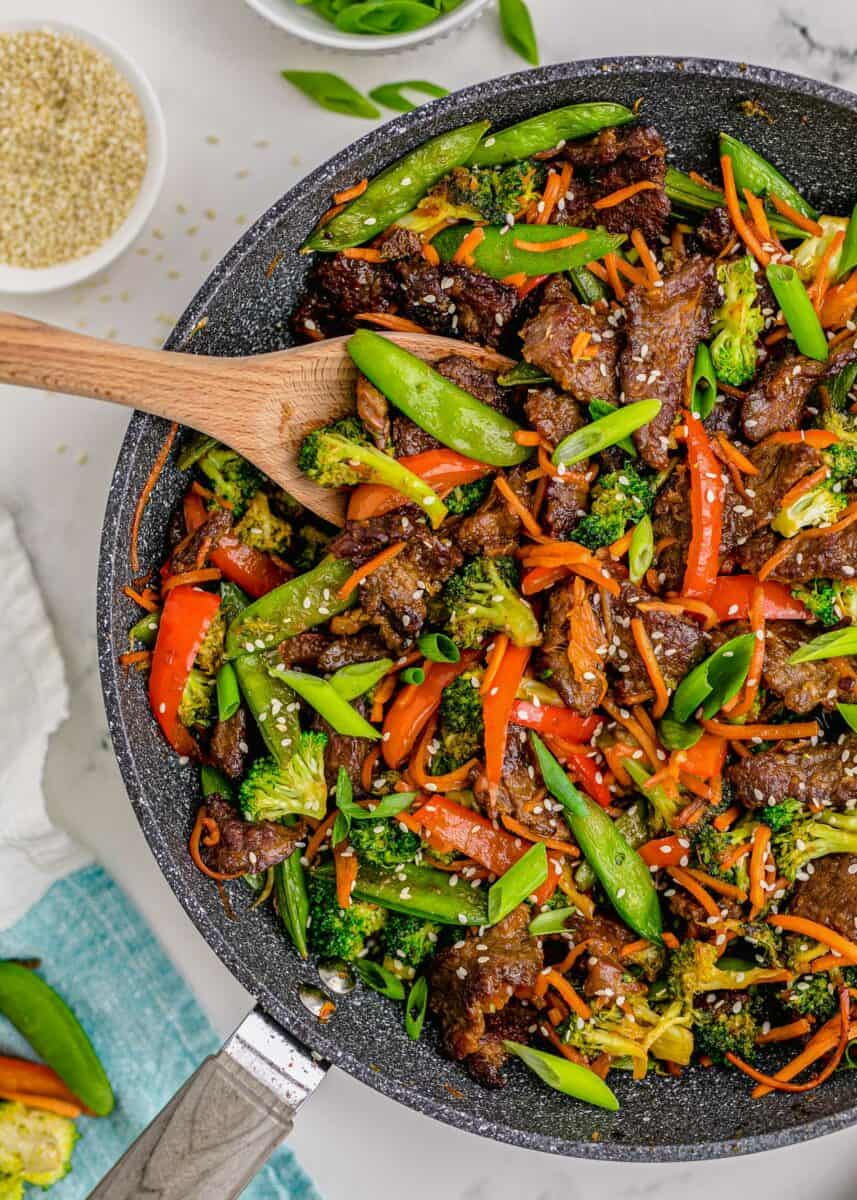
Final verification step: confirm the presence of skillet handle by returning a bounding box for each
[87,1008,326,1199]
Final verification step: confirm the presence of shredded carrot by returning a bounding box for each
[700,717,818,740]
[337,542,406,599]
[614,257,650,288]
[553,939,593,976]
[768,193,823,237]
[748,823,771,913]
[541,1020,587,1064]
[189,808,244,881]
[513,231,588,254]
[664,597,721,629]
[130,421,178,574]
[742,188,773,243]
[122,584,160,612]
[353,312,428,334]
[758,500,857,581]
[452,225,486,266]
[118,649,151,669]
[778,464,830,511]
[570,330,593,360]
[808,229,846,313]
[499,814,578,856]
[161,567,222,594]
[594,181,658,210]
[534,169,563,225]
[411,714,478,792]
[731,990,850,1094]
[715,432,759,476]
[586,260,610,282]
[810,952,849,974]
[630,618,669,718]
[0,1090,82,1118]
[481,633,510,696]
[756,1018,813,1045]
[620,939,653,958]
[304,812,338,866]
[514,430,543,446]
[421,239,440,266]
[684,867,746,902]
[601,698,660,770]
[333,178,368,204]
[671,225,686,261]
[760,428,839,449]
[713,805,740,831]
[764,325,790,347]
[361,746,382,793]
[726,584,766,719]
[721,842,752,871]
[191,480,234,509]
[630,228,661,286]
[342,247,386,262]
[602,252,626,301]
[544,969,592,1021]
[608,528,634,558]
[537,443,559,477]
[662,931,680,950]
[667,866,721,919]
[502,271,528,289]
[334,841,358,909]
[689,169,719,191]
[720,154,769,265]
[494,475,543,538]
[769,915,857,965]
[317,200,346,227]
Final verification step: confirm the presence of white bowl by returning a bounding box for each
[244,0,492,54]
[0,19,167,295]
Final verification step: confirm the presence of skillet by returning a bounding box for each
[96,56,857,1186]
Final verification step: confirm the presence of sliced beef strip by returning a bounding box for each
[328,509,424,567]
[313,698,376,795]
[429,906,543,1071]
[565,912,646,998]
[391,416,441,456]
[720,441,824,557]
[465,1001,533,1089]
[316,629,390,673]
[520,277,620,403]
[356,374,391,451]
[790,853,857,940]
[473,725,571,840]
[741,342,857,443]
[703,391,744,443]
[208,707,249,782]
[651,463,691,592]
[537,578,607,716]
[452,467,531,559]
[762,622,857,714]
[375,226,423,260]
[697,205,736,256]
[169,506,232,575]
[396,259,519,348]
[202,795,306,875]
[542,474,591,539]
[436,355,511,414]
[620,256,718,469]
[277,631,331,671]
[315,253,398,320]
[727,736,857,810]
[607,581,707,705]
[668,889,742,940]
[523,385,587,447]
[736,521,857,584]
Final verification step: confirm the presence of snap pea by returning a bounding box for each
[574,798,650,892]
[313,860,488,924]
[497,361,551,388]
[0,962,114,1115]
[304,120,490,252]
[690,342,718,419]
[499,0,539,66]
[665,167,807,240]
[765,263,828,362]
[275,667,380,740]
[837,702,857,733]
[329,657,393,701]
[128,608,160,648]
[670,633,755,723]
[368,80,449,113]
[503,1040,619,1111]
[487,842,547,925]
[274,856,310,959]
[628,515,654,585]
[282,71,380,120]
[469,102,634,167]
[553,399,661,467]
[433,222,624,280]
[233,652,306,773]
[348,330,531,467]
[719,132,817,220]
[568,264,611,305]
[837,203,857,280]
[404,976,429,1040]
[225,556,353,657]
[658,716,704,751]
[530,733,662,943]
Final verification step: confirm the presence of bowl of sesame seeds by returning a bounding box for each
[0,20,167,294]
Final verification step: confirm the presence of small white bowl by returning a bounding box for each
[244,0,491,54]
[0,19,167,295]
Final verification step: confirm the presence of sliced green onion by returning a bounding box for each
[417,632,460,663]
[553,399,661,467]
[838,702,857,733]
[275,668,380,740]
[335,766,417,828]
[529,905,577,935]
[628,515,654,585]
[502,1041,619,1110]
[588,399,636,456]
[368,80,448,114]
[128,608,161,648]
[281,71,379,119]
[329,658,393,701]
[404,976,429,1040]
[354,959,406,1000]
[215,662,240,723]
[690,342,718,419]
[671,633,756,723]
[765,264,829,362]
[200,764,233,799]
[658,716,704,751]
[332,811,350,848]
[401,666,425,685]
[787,627,857,664]
[487,842,547,926]
[497,361,551,388]
[838,203,857,281]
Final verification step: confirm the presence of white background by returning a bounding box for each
[4,0,857,1195]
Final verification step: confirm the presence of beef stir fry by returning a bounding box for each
[124,101,857,1110]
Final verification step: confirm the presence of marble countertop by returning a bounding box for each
[4,0,857,1194]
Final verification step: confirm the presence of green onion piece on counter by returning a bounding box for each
[277,668,380,739]
[417,632,460,663]
[837,702,857,733]
[225,556,354,657]
[215,662,240,722]
[502,1041,620,1110]
[329,657,393,701]
[354,959,407,1000]
[658,716,704,751]
[690,342,718,419]
[628,515,654,585]
[499,0,539,65]
[487,842,548,925]
[368,80,449,113]
[305,120,489,252]
[788,627,857,664]
[765,263,829,362]
[433,222,624,280]
[401,666,426,685]
[553,399,661,467]
[348,330,531,467]
[404,976,429,1040]
[530,733,662,943]
[719,132,817,220]
[837,203,857,281]
[470,102,634,167]
[587,399,637,456]
[529,905,577,935]
[568,263,611,305]
[274,856,310,958]
[128,608,161,648]
[497,361,552,388]
[670,633,755,723]
[281,71,379,119]
[201,764,233,799]
[313,859,488,925]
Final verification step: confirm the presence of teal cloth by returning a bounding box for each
[0,865,321,1199]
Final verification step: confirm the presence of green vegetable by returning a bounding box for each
[354,959,406,1000]
[381,912,440,979]
[487,842,548,925]
[404,976,429,1039]
[760,796,857,881]
[694,1008,759,1065]
[368,80,449,113]
[307,872,387,961]
[232,491,293,557]
[772,443,857,538]
[431,673,483,773]
[502,1041,619,1111]
[588,399,636,456]
[177,431,217,472]
[664,167,807,239]
[417,632,460,663]
[794,215,849,283]
[782,973,838,1023]
[529,905,577,935]
[569,264,611,305]
[401,666,425,685]
[313,859,489,924]
[194,443,263,519]
[790,579,840,627]
[561,997,692,1068]
[200,763,233,799]
[0,1104,77,1189]
[275,856,310,958]
[305,120,489,252]
[719,132,817,219]
[128,608,160,648]
[443,556,540,649]
[233,651,299,759]
[282,71,379,119]
[838,702,857,733]
[709,256,765,389]
[668,939,798,1007]
[349,330,530,468]
[226,556,353,657]
[574,798,650,891]
[275,667,380,739]
[629,515,654,584]
[531,734,662,943]
[571,464,655,551]
[624,757,682,834]
[470,102,634,167]
[333,766,417,843]
[499,0,538,64]
[216,661,240,722]
[553,400,661,467]
[348,819,421,868]
[765,263,828,362]
[444,476,492,517]
[787,625,857,664]
[178,668,216,731]
[433,222,624,279]
[670,633,756,723]
[407,162,547,229]
[819,359,857,444]
[0,963,113,1116]
[497,361,551,388]
[658,716,704,750]
[837,203,857,280]
[329,658,393,701]
[239,741,328,823]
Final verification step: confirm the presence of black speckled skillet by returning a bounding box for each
[95,58,857,1190]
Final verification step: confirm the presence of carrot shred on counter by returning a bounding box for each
[630,228,662,286]
[630,618,670,718]
[594,180,658,210]
[768,193,823,237]
[0,1090,82,1119]
[337,542,406,599]
[513,231,588,253]
[130,421,179,574]
[333,178,368,204]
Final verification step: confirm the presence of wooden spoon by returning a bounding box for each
[0,313,513,526]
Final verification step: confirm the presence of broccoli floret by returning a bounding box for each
[835,581,857,622]
[668,940,791,1007]
[709,256,765,387]
[694,1008,759,1065]
[572,465,656,551]
[178,668,216,730]
[443,556,540,649]
[819,361,857,444]
[772,443,857,538]
[690,822,740,882]
[298,419,447,529]
[294,524,332,573]
[0,1175,22,1200]
[431,674,484,773]
[194,607,226,675]
[741,922,786,968]
[562,998,694,1068]
[759,797,857,881]
[0,1103,78,1189]
[233,491,292,556]
[348,818,421,868]
[791,579,840,627]
[238,735,328,822]
[396,162,546,233]
[624,757,683,835]
[444,476,492,517]
[380,912,441,979]
[307,872,387,961]
[782,973,838,1023]
[197,444,263,519]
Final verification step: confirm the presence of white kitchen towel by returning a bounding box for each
[0,506,91,927]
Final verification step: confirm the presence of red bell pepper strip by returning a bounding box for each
[682,410,724,601]
[638,836,688,868]
[545,736,613,808]
[675,733,727,781]
[510,700,601,744]
[149,585,221,757]
[484,644,531,787]
[183,492,289,599]
[347,449,493,522]
[382,654,478,769]
[708,575,810,622]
